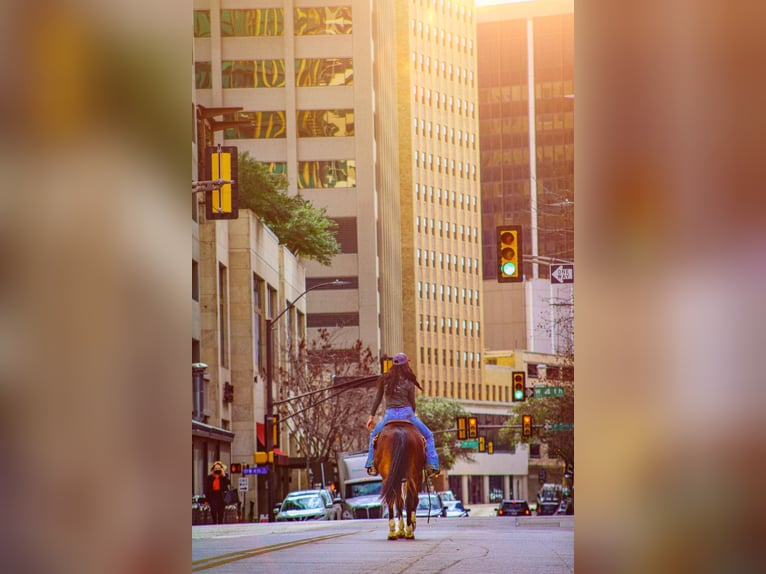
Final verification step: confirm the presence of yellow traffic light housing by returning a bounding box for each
[488,441,494,455]
[467,416,478,439]
[479,436,486,452]
[522,415,532,439]
[381,355,393,374]
[456,416,467,440]
[497,225,523,282]
[512,372,526,402]
[205,145,239,220]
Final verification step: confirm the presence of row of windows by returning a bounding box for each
[413,0,473,23]
[417,282,480,305]
[413,117,476,148]
[195,58,354,89]
[413,90,475,123]
[415,184,478,212]
[414,152,477,180]
[417,272,480,305]
[411,54,475,88]
[420,347,481,369]
[411,20,474,54]
[419,315,480,335]
[193,7,352,38]
[418,249,481,274]
[220,110,354,139]
[415,217,479,243]
[425,381,503,402]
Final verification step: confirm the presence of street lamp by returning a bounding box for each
[264,279,349,520]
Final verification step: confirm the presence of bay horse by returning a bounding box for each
[373,421,426,540]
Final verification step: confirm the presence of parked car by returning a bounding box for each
[438,490,457,502]
[415,492,446,519]
[496,499,531,517]
[443,499,470,518]
[536,500,560,516]
[555,498,574,515]
[274,489,338,522]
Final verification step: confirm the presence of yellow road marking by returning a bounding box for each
[191,531,353,572]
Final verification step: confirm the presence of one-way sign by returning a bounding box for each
[550,264,574,284]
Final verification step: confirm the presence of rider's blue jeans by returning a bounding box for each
[365,406,440,470]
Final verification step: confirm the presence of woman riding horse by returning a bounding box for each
[365,352,440,477]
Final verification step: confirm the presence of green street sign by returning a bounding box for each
[534,386,565,398]
[459,439,479,449]
[544,422,574,432]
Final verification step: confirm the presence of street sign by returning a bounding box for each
[459,439,479,449]
[526,387,535,398]
[550,264,574,284]
[243,466,269,475]
[238,477,249,492]
[544,422,574,432]
[534,386,566,398]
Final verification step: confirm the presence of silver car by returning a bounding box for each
[275,489,337,522]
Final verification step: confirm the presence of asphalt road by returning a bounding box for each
[192,512,574,574]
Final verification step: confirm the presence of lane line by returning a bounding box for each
[191,531,354,572]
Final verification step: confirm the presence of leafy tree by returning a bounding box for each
[415,396,474,471]
[237,151,340,265]
[276,328,378,468]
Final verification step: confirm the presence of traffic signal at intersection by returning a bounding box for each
[512,372,526,402]
[497,225,523,282]
[522,415,532,438]
[456,416,467,440]
[467,416,478,439]
[205,146,239,220]
[230,463,242,473]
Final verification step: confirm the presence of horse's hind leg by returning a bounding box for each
[404,487,416,539]
[387,504,398,540]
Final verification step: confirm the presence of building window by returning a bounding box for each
[223,111,286,139]
[193,11,211,38]
[297,160,356,188]
[221,9,284,36]
[296,58,353,86]
[219,263,229,368]
[253,275,264,373]
[195,62,211,89]
[332,217,358,253]
[192,260,199,302]
[530,444,541,458]
[297,109,355,137]
[294,6,352,35]
[307,312,359,328]
[222,60,286,88]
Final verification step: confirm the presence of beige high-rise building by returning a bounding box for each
[394,0,485,400]
[193,1,485,399]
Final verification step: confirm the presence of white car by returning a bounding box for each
[275,489,337,522]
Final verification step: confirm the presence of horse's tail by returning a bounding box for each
[381,426,409,508]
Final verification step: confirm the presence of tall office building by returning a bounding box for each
[194,1,485,399]
[477,0,574,353]
[395,0,485,399]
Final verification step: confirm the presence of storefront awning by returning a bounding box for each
[192,419,235,441]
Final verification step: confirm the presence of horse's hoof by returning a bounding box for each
[387,533,398,540]
[404,532,415,539]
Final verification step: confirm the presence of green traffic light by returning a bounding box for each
[514,389,524,400]
[501,261,517,276]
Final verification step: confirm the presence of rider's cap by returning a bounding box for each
[393,352,410,365]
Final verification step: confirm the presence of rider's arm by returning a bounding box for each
[370,379,384,417]
[408,381,416,412]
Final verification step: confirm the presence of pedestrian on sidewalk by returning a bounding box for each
[204,461,231,524]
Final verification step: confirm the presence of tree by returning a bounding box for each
[415,396,474,471]
[499,293,574,473]
[276,328,378,470]
[237,151,340,265]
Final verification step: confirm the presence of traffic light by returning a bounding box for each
[205,145,239,220]
[512,372,526,402]
[522,415,532,438]
[478,436,486,452]
[272,414,279,450]
[497,225,523,282]
[381,355,393,374]
[456,416,467,440]
[230,463,242,473]
[487,441,494,455]
[467,416,478,439]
